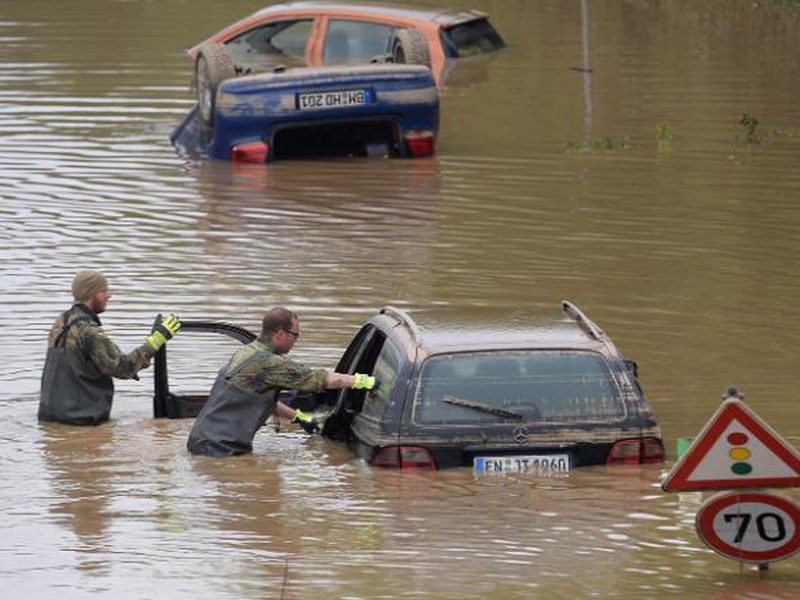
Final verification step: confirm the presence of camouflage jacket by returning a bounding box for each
[38,303,154,425]
[46,303,154,379]
[223,338,327,394]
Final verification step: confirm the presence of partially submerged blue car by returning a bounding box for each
[171,57,439,163]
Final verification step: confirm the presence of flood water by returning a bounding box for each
[2,0,800,597]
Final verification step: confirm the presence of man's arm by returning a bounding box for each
[323,371,356,389]
[82,324,154,380]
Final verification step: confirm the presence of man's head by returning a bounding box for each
[261,307,300,355]
[72,269,111,314]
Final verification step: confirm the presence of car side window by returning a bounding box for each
[360,339,400,420]
[227,19,313,61]
[322,19,396,64]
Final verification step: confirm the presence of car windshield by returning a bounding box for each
[440,18,505,58]
[414,351,626,424]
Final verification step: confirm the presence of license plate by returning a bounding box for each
[473,454,571,474]
[297,89,371,110]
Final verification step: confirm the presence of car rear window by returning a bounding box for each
[414,351,626,424]
[440,19,505,58]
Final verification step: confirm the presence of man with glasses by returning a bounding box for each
[38,269,182,425]
[187,306,375,457]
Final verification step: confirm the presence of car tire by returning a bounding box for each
[196,43,236,127]
[392,29,431,67]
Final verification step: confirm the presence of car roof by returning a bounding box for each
[250,1,489,27]
[375,303,616,355]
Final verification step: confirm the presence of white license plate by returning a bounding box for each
[473,454,571,474]
[297,89,370,110]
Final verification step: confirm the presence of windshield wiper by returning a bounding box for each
[441,395,523,421]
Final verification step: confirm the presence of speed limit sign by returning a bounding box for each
[696,491,800,563]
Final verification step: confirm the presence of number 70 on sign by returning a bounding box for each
[696,491,800,563]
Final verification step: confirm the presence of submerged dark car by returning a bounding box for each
[152,301,664,472]
[315,302,664,472]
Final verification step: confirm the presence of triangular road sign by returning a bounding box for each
[662,397,800,492]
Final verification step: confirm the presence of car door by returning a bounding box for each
[321,324,408,440]
[320,324,380,438]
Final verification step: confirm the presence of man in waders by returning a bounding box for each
[38,269,182,425]
[187,306,375,457]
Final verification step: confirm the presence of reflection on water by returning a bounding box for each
[3,0,800,597]
[41,424,116,571]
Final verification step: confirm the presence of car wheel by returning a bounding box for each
[391,29,430,67]
[195,43,236,127]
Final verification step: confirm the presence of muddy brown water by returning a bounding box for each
[2,0,800,597]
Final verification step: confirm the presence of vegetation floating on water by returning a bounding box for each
[740,113,762,144]
[736,113,800,145]
[565,135,634,154]
[565,115,800,154]
[656,121,673,151]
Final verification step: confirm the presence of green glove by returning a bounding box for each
[146,314,182,351]
[292,409,320,434]
[351,373,376,390]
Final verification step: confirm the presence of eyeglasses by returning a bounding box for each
[284,330,300,339]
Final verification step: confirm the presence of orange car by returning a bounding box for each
[187,1,505,90]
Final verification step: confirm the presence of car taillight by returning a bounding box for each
[371,446,436,470]
[606,438,666,465]
[641,437,665,463]
[231,140,268,163]
[405,130,435,157]
[607,439,642,465]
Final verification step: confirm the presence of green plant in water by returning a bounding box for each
[773,125,800,139]
[655,121,673,144]
[655,121,673,151]
[740,113,761,144]
[566,135,634,154]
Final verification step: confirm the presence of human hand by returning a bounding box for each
[146,314,182,351]
[351,373,376,390]
[291,409,320,434]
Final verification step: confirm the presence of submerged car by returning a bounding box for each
[153,301,664,473]
[187,1,506,91]
[171,1,503,163]
[315,302,664,471]
[171,62,439,162]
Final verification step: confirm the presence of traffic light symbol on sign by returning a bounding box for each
[727,432,753,476]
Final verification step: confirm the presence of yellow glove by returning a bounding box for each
[351,373,376,390]
[292,409,320,434]
[146,314,182,351]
